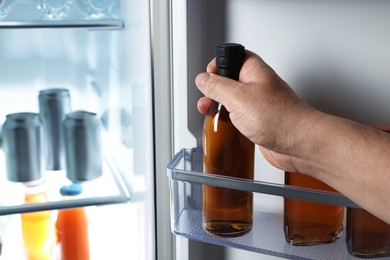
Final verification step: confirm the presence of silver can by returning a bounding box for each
[63,110,102,182]
[2,113,43,183]
[39,88,71,170]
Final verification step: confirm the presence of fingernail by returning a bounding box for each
[195,73,210,88]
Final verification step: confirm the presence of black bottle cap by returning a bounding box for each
[216,43,245,68]
[216,43,245,80]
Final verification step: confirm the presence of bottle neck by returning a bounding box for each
[23,179,46,194]
[217,67,240,81]
[214,66,239,114]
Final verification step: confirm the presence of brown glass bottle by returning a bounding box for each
[346,124,390,258]
[202,43,255,237]
[346,208,390,258]
[284,172,344,245]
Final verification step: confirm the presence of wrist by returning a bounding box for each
[282,104,329,176]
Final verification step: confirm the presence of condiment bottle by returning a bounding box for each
[345,124,390,257]
[56,184,90,260]
[21,181,55,260]
[202,43,255,237]
[284,172,344,245]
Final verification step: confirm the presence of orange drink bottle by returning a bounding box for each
[56,184,90,260]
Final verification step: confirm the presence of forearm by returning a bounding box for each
[293,111,390,223]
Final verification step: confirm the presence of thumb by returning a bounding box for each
[195,72,240,108]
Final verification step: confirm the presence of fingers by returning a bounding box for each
[195,49,269,115]
[206,58,217,74]
[195,72,240,108]
[197,96,214,115]
[205,50,264,76]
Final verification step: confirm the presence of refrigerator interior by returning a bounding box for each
[171,0,390,259]
[0,0,155,259]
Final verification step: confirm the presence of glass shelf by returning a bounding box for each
[0,150,131,215]
[0,19,124,30]
[0,0,123,30]
[167,147,378,259]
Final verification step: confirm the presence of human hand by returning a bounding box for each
[195,49,390,224]
[195,50,318,172]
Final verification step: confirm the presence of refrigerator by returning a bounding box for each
[0,0,389,260]
[0,0,155,259]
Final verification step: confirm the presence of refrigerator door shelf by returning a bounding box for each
[167,147,364,259]
[167,147,358,208]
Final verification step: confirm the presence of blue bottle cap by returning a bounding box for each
[60,183,83,196]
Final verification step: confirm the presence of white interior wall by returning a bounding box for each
[227,0,390,124]
[224,0,390,259]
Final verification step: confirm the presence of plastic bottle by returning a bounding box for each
[35,0,73,20]
[202,43,255,237]
[21,181,55,260]
[76,0,119,19]
[284,172,344,245]
[0,0,15,19]
[345,124,390,258]
[56,184,90,260]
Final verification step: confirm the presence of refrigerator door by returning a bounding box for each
[150,0,175,259]
[170,0,390,259]
[0,1,156,259]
